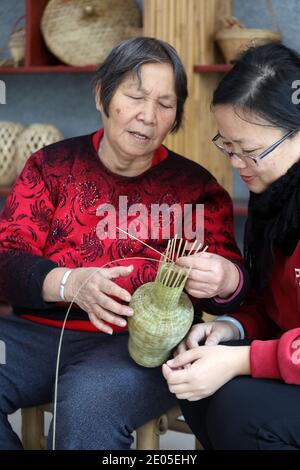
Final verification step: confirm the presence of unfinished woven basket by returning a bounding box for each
[41,0,142,66]
[0,122,25,185]
[15,124,63,175]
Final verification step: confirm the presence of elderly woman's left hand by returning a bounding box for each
[176,252,240,299]
[162,345,250,401]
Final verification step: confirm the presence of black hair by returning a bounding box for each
[212,43,300,290]
[94,36,188,133]
[212,42,300,131]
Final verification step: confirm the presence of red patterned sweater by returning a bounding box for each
[0,129,248,332]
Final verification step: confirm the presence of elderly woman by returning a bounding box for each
[163,43,300,450]
[0,37,247,450]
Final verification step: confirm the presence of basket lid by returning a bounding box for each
[41,0,142,66]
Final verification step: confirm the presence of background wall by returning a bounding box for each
[1,0,299,199]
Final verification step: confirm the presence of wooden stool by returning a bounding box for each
[21,404,202,450]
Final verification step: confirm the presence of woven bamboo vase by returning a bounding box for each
[128,262,194,368]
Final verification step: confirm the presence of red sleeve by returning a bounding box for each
[250,328,300,384]
[230,290,280,340]
[0,149,58,308]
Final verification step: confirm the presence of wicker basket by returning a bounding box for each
[0,122,25,185]
[215,25,281,63]
[41,0,142,66]
[15,124,64,175]
[8,16,25,67]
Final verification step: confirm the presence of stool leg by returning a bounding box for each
[136,418,160,450]
[21,407,44,450]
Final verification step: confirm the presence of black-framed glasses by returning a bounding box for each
[212,129,297,166]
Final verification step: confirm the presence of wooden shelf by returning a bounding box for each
[233,199,248,217]
[0,65,97,74]
[0,0,99,74]
[0,187,11,197]
[194,64,232,73]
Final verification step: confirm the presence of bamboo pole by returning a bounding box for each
[143,0,233,194]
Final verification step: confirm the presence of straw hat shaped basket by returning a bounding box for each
[41,0,142,66]
[15,124,64,175]
[215,16,281,63]
[0,122,25,185]
[215,1,282,63]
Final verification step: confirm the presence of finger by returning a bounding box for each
[187,288,214,299]
[205,331,222,346]
[176,393,195,400]
[176,254,213,272]
[98,293,133,317]
[167,348,200,368]
[168,383,191,394]
[186,326,208,348]
[162,363,172,381]
[175,341,188,355]
[88,312,113,335]
[92,304,128,328]
[101,279,132,303]
[105,265,134,279]
[162,367,189,385]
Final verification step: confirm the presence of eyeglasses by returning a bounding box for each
[212,129,297,166]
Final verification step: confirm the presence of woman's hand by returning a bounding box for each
[162,345,250,401]
[175,320,240,358]
[176,252,240,299]
[64,265,134,334]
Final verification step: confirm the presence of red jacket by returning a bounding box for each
[231,241,300,384]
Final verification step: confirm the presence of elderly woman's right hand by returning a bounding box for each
[64,265,134,334]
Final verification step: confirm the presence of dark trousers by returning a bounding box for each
[179,351,300,450]
[0,314,176,450]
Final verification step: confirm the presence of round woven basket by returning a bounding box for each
[0,122,25,185]
[15,124,64,175]
[216,27,281,63]
[41,0,142,66]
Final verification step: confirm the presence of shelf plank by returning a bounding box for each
[0,65,97,74]
[194,64,233,73]
[0,187,11,197]
[233,199,248,217]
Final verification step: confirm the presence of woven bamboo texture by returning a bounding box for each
[143,0,233,194]
[0,122,25,185]
[15,124,63,175]
[41,0,142,66]
[128,281,193,368]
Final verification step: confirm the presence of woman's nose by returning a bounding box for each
[138,101,157,124]
[229,154,248,169]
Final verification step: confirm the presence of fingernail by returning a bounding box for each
[106,329,113,335]
[119,320,127,327]
[127,308,134,315]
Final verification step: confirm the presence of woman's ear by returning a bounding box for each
[95,84,102,112]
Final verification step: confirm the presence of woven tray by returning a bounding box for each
[41,0,142,66]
